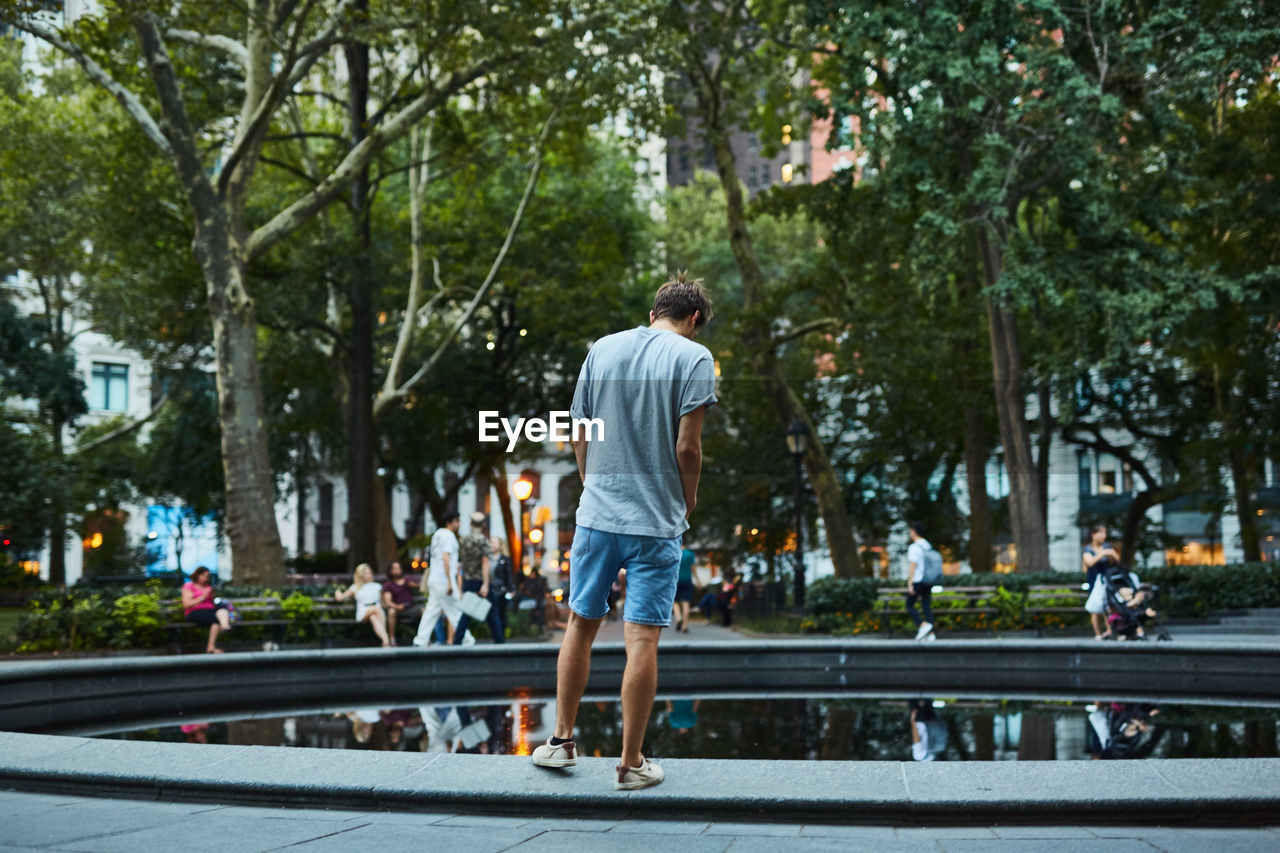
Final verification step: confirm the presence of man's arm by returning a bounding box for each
[442,553,453,593]
[676,406,706,518]
[907,562,917,595]
[572,435,588,482]
[381,588,394,610]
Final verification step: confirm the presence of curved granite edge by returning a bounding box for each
[2,731,1278,825]
[4,640,1280,734]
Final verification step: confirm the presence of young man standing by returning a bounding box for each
[413,511,463,646]
[532,273,716,790]
[906,521,938,641]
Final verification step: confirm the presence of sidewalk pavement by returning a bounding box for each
[3,789,1278,853]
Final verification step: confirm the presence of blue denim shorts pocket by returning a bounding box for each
[567,526,612,620]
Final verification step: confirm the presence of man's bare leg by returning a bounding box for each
[619,622,661,767]
[554,612,603,738]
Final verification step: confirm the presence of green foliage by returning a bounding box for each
[1143,563,1280,617]
[279,591,317,643]
[805,576,880,618]
[109,592,162,648]
[17,589,113,652]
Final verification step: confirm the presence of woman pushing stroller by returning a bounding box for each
[1082,524,1121,640]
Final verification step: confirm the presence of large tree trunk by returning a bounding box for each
[343,11,378,571]
[198,226,286,586]
[49,417,66,586]
[1036,380,1053,521]
[955,130,1049,574]
[492,468,520,574]
[985,293,1050,574]
[704,127,863,579]
[1227,447,1262,562]
[372,469,400,571]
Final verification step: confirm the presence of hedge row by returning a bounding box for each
[805,562,1280,625]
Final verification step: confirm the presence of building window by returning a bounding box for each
[316,483,333,553]
[90,362,128,411]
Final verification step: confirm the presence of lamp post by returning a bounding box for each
[513,477,533,574]
[785,420,810,609]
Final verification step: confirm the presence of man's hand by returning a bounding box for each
[908,582,916,595]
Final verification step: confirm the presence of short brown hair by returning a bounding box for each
[653,271,713,328]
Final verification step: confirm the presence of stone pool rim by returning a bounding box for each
[2,640,1278,825]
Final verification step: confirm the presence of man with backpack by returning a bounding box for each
[906,521,943,641]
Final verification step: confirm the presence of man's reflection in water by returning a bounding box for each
[667,699,700,734]
[909,699,948,761]
[1088,703,1163,759]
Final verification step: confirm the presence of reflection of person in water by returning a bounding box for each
[345,709,382,745]
[666,699,700,734]
[181,723,210,744]
[909,699,947,761]
[1088,703,1162,759]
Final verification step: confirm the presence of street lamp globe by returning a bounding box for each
[785,420,809,456]
[513,478,534,501]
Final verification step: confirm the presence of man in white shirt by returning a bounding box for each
[413,511,464,646]
[906,521,937,641]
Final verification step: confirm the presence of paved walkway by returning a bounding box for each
[3,789,1278,852]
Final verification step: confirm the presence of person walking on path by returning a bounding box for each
[1083,523,1119,640]
[413,511,465,646]
[531,272,716,791]
[489,536,514,639]
[906,522,941,641]
[453,513,507,644]
[672,540,695,633]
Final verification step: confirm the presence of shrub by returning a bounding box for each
[280,591,316,642]
[17,589,114,651]
[805,577,880,617]
[110,593,163,648]
[1140,562,1280,616]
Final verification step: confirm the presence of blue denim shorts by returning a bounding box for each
[568,526,681,626]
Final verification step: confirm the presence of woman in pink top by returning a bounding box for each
[182,566,231,653]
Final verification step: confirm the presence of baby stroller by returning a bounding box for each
[1087,703,1164,759]
[1101,564,1171,641]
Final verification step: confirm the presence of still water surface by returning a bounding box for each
[98,697,1280,762]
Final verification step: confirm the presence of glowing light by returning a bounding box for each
[89,532,104,549]
[486,341,495,351]
[781,163,794,183]
[147,531,158,540]
[513,479,534,501]
[749,528,759,536]
[529,529,544,545]
[519,328,528,337]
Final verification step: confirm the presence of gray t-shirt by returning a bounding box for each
[570,326,717,538]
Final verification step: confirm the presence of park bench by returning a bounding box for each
[159,596,290,652]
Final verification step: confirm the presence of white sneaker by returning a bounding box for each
[531,738,578,768]
[461,631,476,646]
[915,622,933,641]
[922,631,938,642]
[615,758,664,790]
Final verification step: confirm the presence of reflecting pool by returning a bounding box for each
[97,696,1280,761]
